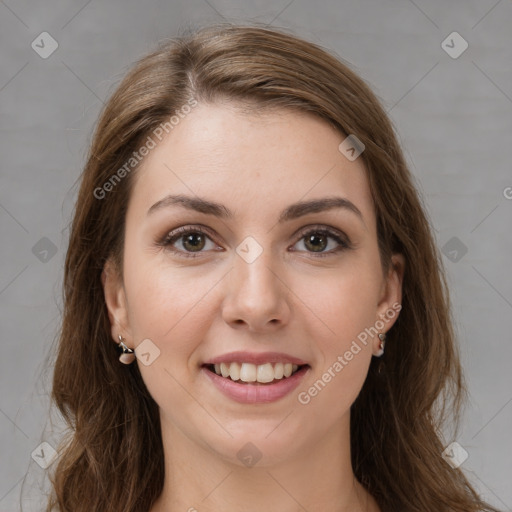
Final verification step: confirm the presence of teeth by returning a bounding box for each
[256,363,275,383]
[220,362,229,378]
[211,362,302,383]
[240,363,257,382]
[274,362,284,379]
[229,362,240,381]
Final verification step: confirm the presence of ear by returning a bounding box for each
[375,252,405,340]
[101,258,133,347]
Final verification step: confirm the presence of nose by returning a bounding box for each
[221,248,291,333]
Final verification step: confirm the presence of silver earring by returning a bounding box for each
[118,335,136,364]
[375,333,386,357]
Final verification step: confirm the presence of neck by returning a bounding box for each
[150,412,379,512]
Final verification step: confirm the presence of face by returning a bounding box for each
[103,102,404,466]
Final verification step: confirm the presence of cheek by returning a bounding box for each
[118,220,221,421]
[122,254,216,411]
[294,276,377,412]
[294,266,379,411]
[122,251,217,359]
[306,263,382,348]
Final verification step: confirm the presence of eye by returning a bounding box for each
[158,226,220,258]
[291,226,352,257]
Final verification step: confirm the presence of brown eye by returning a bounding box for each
[303,233,328,252]
[181,232,206,252]
[292,227,352,257]
[159,226,218,258]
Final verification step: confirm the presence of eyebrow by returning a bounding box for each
[147,194,365,225]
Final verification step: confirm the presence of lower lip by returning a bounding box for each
[201,365,309,404]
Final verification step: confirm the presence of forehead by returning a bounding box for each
[129,102,375,226]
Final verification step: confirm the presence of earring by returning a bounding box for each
[375,333,386,357]
[118,335,136,364]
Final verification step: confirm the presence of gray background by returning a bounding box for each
[1,0,511,510]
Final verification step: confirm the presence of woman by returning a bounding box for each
[46,23,500,512]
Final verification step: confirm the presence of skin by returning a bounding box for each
[103,102,404,512]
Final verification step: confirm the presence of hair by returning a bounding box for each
[44,22,500,512]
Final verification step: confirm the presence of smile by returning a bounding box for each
[201,363,310,404]
[205,362,303,384]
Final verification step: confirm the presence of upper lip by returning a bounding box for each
[203,351,309,366]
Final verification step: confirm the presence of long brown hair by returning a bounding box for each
[45,23,500,511]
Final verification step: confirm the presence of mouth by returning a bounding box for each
[202,362,309,385]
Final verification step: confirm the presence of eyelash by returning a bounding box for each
[157,224,353,259]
